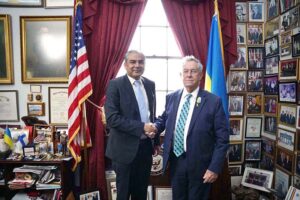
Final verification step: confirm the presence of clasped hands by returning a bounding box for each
[143,123,157,139]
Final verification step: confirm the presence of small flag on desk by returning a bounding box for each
[4,127,14,150]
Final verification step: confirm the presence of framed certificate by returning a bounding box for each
[0,90,19,121]
[49,87,68,124]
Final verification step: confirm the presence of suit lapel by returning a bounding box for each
[170,90,183,131]
[123,76,139,113]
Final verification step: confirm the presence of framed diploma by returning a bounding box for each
[0,90,19,122]
[48,87,68,124]
[154,187,172,200]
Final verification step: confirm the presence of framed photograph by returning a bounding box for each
[296,130,300,152]
[20,16,71,83]
[237,24,246,45]
[228,94,244,116]
[279,104,297,130]
[231,46,247,70]
[265,55,279,76]
[242,167,273,192]
[295,153,300,176]
[247,71,263,92]
[277,128,295,151]
[243,162,260,170]
[262,137,275,156]
[248,47,264,70]
[279,59,298,80]
[246,93,263,115]
[79,190,100,200]
[0,15,13,84]
[0,90,19,121]
[265,36,279,57]
[264,76,278,95]
[228,143,244,164]
[49,87,68,124]
[154,187,172,200]
[228,165,242,176]
[281,30,292,45]
[0,0,43,7]
[280,0,295,13]
[260,153,274,171]
[280,6,300,32]
[292,33,300,57]
[27,102,45,116]
[245,140,261,161]
[249,2,264,22]
[247,23,264,45]
[281,44,292,58]
[229,118,243,141]
[263,116,277,140]
[267,0,279,20]
[228,71,247,92]
[274,168,290,198]
[296,106,300,129]
[23,145,35,157]
[264,95,278,116]
[279,82,297,103]
[276,147,294,174]
[294,175,300,189]
[264,16,280,39]
[245,117,262,138]
[106,177,116,200]
[45,0,73,8]
[235,2,247,22]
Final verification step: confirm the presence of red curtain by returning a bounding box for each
[162,0,237,88]
[82,0,147,199]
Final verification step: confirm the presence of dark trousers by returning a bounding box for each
[113,139,152,200]
[170,152,211,200]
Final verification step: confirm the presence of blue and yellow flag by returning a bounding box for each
[204,0,229,119]
[4,127,14,150]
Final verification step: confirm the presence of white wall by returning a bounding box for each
[0,6,73,126]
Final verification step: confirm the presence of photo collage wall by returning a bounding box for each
[229,0,300,197]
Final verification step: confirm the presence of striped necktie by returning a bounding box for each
[173,94,192,157]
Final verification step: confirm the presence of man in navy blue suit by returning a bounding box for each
[154,56,229,200]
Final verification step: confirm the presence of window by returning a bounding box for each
[117,1,182,115]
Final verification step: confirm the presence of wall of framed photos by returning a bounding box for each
[230,0,300,198]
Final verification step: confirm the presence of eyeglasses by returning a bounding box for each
[183,69,199,75]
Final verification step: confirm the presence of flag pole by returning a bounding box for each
[81,102,89,190]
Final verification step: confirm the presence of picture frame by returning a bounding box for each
[285,186,300,200]
[229,118,243,142]
[297,82,300,104]
[247,23,264,45]
[0,0,43,7]
[79,190,100,200]
[228,71,247,92]
[279,81,297,103]
[260,153,274,171]
[293,175,300,189]
[281,44,292,58]
[228,165,242,176]
[263,116,277,140]
[292,33,300,57]
[265,36,279,57]
[154,186,172,200]
[281,30,292,46]
[23,145,35,157]
[235,2,247,22]
[106,177,117,200]
[277,128,295,151]
[264,16,280,39]
[274,168,290,198]
[280,6,300,32]
[295,153,300,176]
[246,93,263,115]
[228,94,244,117]
[231,46,247,70]
[241,167,273,192]
[279,58,298,81]
[262,137,275,156]
[248,47,264,70]
[247,71,263,92]
[280,0,295,14]
[278,104,297,130]
[45,0,73,8]
[0,15,13,84]
[296,106,300,129]
[30,84,41,93]
[243,162,260,170]
[248,2,264,22]
[267,0,279,20]
[20,16,71,83]
[48,87,68,124]
[228,143,244,164]
[265,55,279,76]
[245,117,262,138]
[245,140,261,161]
[264,95,278,116]
[0,90,19,121]
[276,147,294,174]
[296,130,300,152]
[236,24,246,45]
[264,76,278,95]
[27,102,45,116]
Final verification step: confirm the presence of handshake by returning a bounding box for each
[143,123,157,139]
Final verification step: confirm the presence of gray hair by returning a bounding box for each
[182,55,203,72]
[124,50,145,62]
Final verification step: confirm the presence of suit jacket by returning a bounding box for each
[155,89,229,176]
[104,75,157,164]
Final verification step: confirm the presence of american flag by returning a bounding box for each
[67,2,93,171]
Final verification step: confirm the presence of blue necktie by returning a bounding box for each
[134,80,148,123]
[173,94,192,157]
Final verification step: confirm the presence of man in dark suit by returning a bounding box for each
[154,56,229,200]
[105,50,158,200]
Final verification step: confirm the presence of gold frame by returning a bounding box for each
[0,15,13,84]
[0,0,43,7]
[27,102,45,116]
[20,16,71,83]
